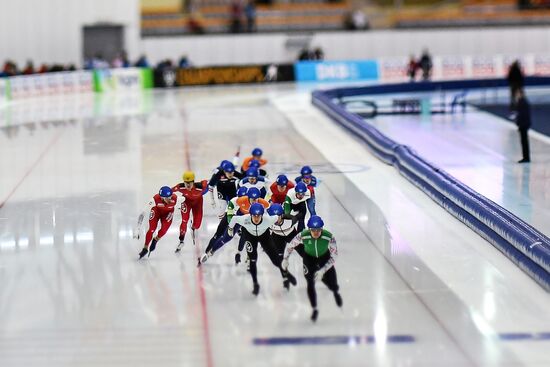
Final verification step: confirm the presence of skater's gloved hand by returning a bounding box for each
[281,258,289,271]
[234,252,241,265]
[227,227,234,237]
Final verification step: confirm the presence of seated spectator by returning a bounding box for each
[37,63,49,73]
[230,0,244,33]
[188,13,205,34]
[345,8,369,30]
[135,55,150,68]
[2,61,18,76]
[313,47,324,61]
[49,64,64,72]
[112,54,124,68]
[88,54,109,69]
[156,59,174,71]
[245,0,257,33]
[112,51,130,68]
[179,55,191,68]
[22,60,35,75]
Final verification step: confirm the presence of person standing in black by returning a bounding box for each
[419,49,432,81]
[515,89,531,163]
[507,60,524,112]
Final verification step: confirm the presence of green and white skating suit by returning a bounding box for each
[285,229,338,273]
[225,196,240,222]
[283,188,312,216]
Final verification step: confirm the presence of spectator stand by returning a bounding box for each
[141,0,352,36]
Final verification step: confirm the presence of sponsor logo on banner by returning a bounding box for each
[441,57,466,79]
[471,56,497,78]
[177,66,264,85]
[95,68,143,92]
[295,60,378,82]
[379,58,408,82]
[162,69,177,87]
[533,55,550,76]
[316,63,357,80]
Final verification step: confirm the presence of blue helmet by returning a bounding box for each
[300,165,313,177]
[222,161,235,173]
[249,159,260,168]
[276,174,288,186]
[252,147,263,157]
[246,167,259,178]
[247,187,261,199]
[307,215,324,229]
[237,187,248,197]
[267,203,284,216]
[249,203,265,216]
[295,182,307,194]
[220,159,230,169]
[159,186,172,198]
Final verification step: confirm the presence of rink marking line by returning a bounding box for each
[253,335,415,346]
[497,332,550,341]
[181,108,214,367]
[252,332,550,346]
[0,129,64,210]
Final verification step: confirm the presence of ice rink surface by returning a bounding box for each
[0,84,549,367]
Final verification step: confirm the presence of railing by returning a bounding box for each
[312,77,550,291]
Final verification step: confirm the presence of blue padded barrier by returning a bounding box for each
[398,161,550,289]
[312,77,550,291]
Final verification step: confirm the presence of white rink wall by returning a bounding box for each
[142,27,550,66]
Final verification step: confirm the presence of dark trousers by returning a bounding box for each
[210,223,241,254]
[302,251,339,309]
[519,128,530,161]
[272,229,304,262]
[241,230,286,285]
[205,215,228,253]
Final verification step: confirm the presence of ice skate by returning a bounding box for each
[334,292,343,308]
[311,309,319,322]
[148,239,158,257]
[175,240,184,253]
[138,248,148,260]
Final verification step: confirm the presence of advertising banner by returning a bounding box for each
[9,71,93,99]
[470,56,498,78]
[533,54,550,76]
[295,60,379,82]
[0,78,9,105]
[93,68,153,92]
[439,56,467,80]
[177,66,264,86]
[378,58,409,83]
[174,64,294,86]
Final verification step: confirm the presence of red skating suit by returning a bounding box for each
[269,181,295,204]
[145,193,178,247]
[172,180,208,238]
